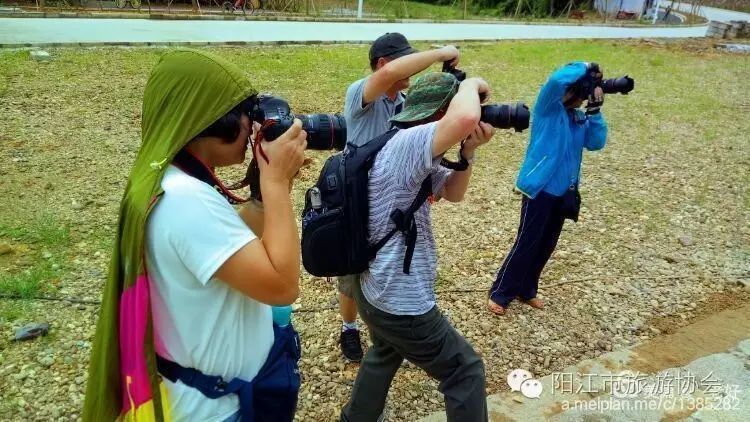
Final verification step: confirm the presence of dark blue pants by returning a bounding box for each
[489,191,566,307]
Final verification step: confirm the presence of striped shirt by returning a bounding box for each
[361,122,452,316]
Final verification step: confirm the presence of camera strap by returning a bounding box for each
[172,149,249,205]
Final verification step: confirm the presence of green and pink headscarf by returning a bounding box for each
[83,49,257,421]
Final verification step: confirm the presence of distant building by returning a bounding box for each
[594,0,651,19]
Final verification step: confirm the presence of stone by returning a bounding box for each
[14,323,50,342]
[718,43,750,53]
[0,243,12,255]
[608,287,626,296]
[38,356,55,367]
[663,254,681,264]
[684,353,748,389]
[30,50,52,61]
[736,339,750,357]
[678,235,694,246]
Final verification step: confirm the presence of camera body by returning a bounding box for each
[441,61,467,82]
[242,95,347,202]
[441,61,529,132]
[249,95,347,151]
[572,63,635,99]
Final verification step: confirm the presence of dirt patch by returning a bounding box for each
[649,288,750,335]
[630,304,750,374]
[488,410,515,422]
[662,406,699,421]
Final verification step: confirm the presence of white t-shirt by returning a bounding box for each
[145,165,274,422]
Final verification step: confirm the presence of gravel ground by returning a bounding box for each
[0,40,748,421]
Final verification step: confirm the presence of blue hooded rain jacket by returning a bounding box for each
[516,62,608,199]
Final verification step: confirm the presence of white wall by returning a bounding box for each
[595,0,647,15]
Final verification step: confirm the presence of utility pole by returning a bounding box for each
[652,0,662,23]
[358,0,363,19]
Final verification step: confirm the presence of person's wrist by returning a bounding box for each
[438,47,449,61]
[439,46,455,61]
[261,174,292,191]
[248,198,264,210]
[461,146,476,159]
[459,79,480,92]
[460,142,476,163]
[437,47,450,62]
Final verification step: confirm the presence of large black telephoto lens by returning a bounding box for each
[296,113,347,151]
[480,102,530,132]
[600,76,634,95]
[251,95,347,151]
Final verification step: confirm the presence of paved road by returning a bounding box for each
[1,4,748,46]
[674,2,750,23]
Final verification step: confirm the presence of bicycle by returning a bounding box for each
[51,0,88,10]
[115,0,141,9]
[222,0,255,15]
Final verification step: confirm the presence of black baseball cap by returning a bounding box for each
[369,32,417,62]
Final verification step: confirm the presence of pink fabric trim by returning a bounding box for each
[119,274,153,411]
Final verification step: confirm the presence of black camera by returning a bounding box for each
[481,103,530,133]
[441,60,467,82]
[600,76,635,95]
[249,95,347,151]
[573,63,635,98]
[442,61,530,133]
[239,95,346,202]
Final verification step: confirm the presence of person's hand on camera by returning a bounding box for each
[462,122,495,157]
[586,62,603,81]
[586,86,604,115]
[460,77,490,99]
[439,45,460,68]
[257,119,307,187]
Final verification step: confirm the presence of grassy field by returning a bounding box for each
[0,40,749,420]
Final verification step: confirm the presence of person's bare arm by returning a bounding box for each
[362,45,460,105]
[432,77,488,158]
[440,122,495,202]
[215,120,307,305]
[238,199,264,236]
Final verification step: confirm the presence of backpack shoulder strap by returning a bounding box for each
[369,174,433,274]
[345,128,399,162]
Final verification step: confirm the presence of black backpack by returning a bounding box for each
[301,129,432,277]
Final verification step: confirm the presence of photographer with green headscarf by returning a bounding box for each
[84,49,305,422]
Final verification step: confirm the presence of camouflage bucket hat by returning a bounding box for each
[391,72,460,123]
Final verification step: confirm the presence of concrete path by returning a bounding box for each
[675,2,750,23]
[0,17,711,46]
[423,304,750,421]
[2,2,748,46]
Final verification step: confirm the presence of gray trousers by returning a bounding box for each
[341,283,487,422]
